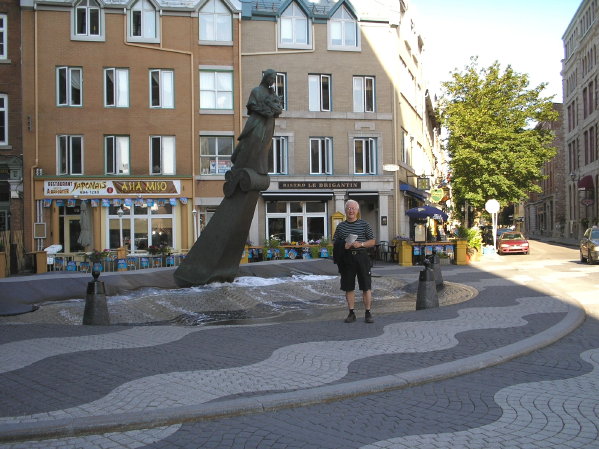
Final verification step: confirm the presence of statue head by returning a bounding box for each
[261,69,277,87]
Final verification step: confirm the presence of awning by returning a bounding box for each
[261,191,334,201]
[347,191,379,201]
[399,183,428,202]
[577,175,594,191]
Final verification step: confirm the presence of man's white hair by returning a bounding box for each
[345,199,359,210]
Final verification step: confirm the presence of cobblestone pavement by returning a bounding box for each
[0,243,597,448]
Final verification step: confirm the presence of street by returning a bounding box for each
[0,240,597,448]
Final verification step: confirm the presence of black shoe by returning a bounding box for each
[364,311,374,323]
[344,311,356,323]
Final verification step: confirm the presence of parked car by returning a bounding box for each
[497,232,529,255]
[580,227,599,264]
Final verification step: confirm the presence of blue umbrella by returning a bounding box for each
[405,205,448,221]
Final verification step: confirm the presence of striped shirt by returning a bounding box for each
[333,219,374,243]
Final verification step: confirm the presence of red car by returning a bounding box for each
[498,232,529,255]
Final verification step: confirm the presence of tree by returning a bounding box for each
[438,58,558,217]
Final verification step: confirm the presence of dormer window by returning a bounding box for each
[329,5,359,50]
[73,0,104,40]
[128,0,159,42]
[199,0,232,43]
[279,2,310,49]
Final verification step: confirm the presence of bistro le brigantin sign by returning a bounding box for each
[44,180,181,196]
[278,181,361,189]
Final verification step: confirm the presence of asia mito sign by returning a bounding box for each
[44,180,181,196]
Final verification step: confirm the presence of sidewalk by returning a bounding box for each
[0,258,585,444]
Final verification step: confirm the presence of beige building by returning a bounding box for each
[562,0,599,238]
[239,0,443,247]
[20,0,242,255]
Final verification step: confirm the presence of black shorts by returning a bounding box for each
[339,250,372,292]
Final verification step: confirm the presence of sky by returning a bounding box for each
[411,0,582,102]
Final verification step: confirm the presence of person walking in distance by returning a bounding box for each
[333,200,376,323]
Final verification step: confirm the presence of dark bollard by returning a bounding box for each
[83,273,110,325]
[416,261,439,310]
[431,254,445,291]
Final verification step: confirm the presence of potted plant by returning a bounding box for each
[456,226,483,261]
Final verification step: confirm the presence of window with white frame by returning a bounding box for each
[57,66,83,107]
[199,70,233,110]
[150,136,175,175]
[266,201,327,243]
[0,14,7,60]
[275,72,287,110]
[129,0,158,41]
[353,76,375,112]
[353,137,376,175]
[309,137,332,175]
[329,5,358,50]
[0,94,7,145]
[279,2,309,48]
[74,0,101,38]
[57,135,83,175]
[107,203,173,251]
[104,68,129,107]
[199,0,232,43]
[200,135,233,174]
[105,135,130,175]
[269,136,288,174]
[308,74,331,112]
[150,69,174,108]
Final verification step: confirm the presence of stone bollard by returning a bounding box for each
[83,273,110,325]
[431,253,445,291]
[416,260,439,310]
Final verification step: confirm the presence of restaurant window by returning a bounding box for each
[107,202,173,251]
[265,200,327,243]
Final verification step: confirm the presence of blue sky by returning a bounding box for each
[412,0,582,101]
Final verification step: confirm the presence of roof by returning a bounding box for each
[25,0,242,12]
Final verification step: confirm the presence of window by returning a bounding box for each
[266,201,327,243]
[269,136,288,174]
[0,14,7,59]
[329,5,358,50]
[57,135,83,175]
[150,136,175,175]
[200,135,233,174]
[354,137,376,174]
[104,68,129,107]
[199,0,232,42]
[0,94,6,145]
[279,2,309,48]
[74,0,101,38]
[309,137,332,175]
[308,74,331,112]
[150,69,174,108]
[57,67,83,107]
[129,0,158,41]
[107,203,173,251]
[200,70,233,110]
[105,136,130,175]
[275,72,287,110]
[353,76,375,112]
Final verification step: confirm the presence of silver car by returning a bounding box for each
[580,227,599,264]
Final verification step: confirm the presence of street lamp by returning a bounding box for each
[117,207,124,248]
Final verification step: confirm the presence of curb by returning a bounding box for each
[0,300,586,443]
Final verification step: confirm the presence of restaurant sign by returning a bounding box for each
[279,181,361,189]
[44,180,181,196]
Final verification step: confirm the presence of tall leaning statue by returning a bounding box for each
[174,70,282,287]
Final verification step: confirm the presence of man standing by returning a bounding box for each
[333,200,376,323]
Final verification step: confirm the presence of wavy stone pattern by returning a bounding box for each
[360,348,599,449]
[0,327,202,373]
[0,296,569,425]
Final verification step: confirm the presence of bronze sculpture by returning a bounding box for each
[174,70,281,287]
